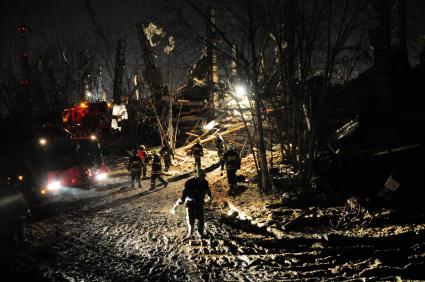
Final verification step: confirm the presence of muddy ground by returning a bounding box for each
[2,155,425,281]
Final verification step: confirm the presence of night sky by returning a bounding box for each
[1,0,157,68]
[1,0,424,67]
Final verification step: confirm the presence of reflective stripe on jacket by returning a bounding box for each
[129,156,143,172]
[224,150,240,170]
[152,156,162,174]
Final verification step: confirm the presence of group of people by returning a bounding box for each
[191,135,241,192]
[193,135,241,192]
[128,135,242,240]
[127,141,173,191]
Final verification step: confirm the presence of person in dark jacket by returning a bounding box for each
[191,139,204,171]
[150,151,169,190]
[215,134,225,171]
[137,145,148,177]
[128,150,143,188]
[223,144,241,193]
[171,169,212,239]
[160,141,174,172]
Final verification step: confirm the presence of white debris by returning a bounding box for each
[111,104,128,131]
[144,22,165,47]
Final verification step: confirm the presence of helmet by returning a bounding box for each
[139,145,145,150]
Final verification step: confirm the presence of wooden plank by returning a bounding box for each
[185,132,200,137]
[176,123,245,152]
[176,100,207,107]
[227,139,245,147]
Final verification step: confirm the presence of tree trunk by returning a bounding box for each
[247,0,270,192]
[397,0,409,68]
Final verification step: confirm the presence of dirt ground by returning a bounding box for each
[2,152,425,281]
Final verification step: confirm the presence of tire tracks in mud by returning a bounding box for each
[25,157,425,281]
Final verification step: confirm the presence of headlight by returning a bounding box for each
[95,172,107,181]
[47,180,61,191]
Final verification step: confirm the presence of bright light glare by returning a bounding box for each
[234,85,247,98]
[90,134,97,140]
[18,175,24,181]
[95,172,107,181]
[86,91,92,97]
[47,181,61,191]
[203,120,216,131]
[39,138,47,145]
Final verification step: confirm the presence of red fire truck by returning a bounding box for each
[1,122,110,206]
[61,101,112,136]
[14,124,110,203]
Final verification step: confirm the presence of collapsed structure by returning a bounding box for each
[107,8,258,157]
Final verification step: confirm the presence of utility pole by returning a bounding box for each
[206,7,219,119]
[97,65,106,101]
[113,39,126,105]
[397,0,409,68]
[18,23,31,118]
[110,39,128,134]
[283,0,296,79]
[371,0,391,117]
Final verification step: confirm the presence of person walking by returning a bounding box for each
[137,145,148,178]
[215,134,225,171]
[191,139,204,171]
[223,144,241,195]
[171,169,212,239]
[128,150,143,189]
[150,150,169,190]
[160,140,174,172]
